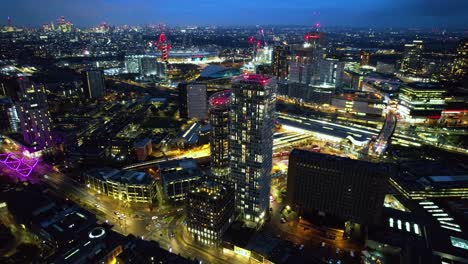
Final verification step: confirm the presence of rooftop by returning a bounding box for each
[209,90,231,109]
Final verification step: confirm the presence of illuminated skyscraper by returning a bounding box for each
[230,74,276,226]
[272,45,289,79]
[401,40,424,75]
[15,82,53,152]
[208,90,231,187]
[82,69,105,99]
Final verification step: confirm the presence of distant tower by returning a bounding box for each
[360,50,371,66]
[400,40,424,75]
[208,90,231,187]
[82,69,105,99]
[230,74,276,226]
[155,33,171,63]
[272,45,289,79]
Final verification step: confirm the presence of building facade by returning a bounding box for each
[398,82,446,122]
[186,181,235,246]
[208,90,232,187]
[401,40,424,75]
[230,74,276,225]
[15,82,54,152]
[84,168,157,203]
[272,45,289,79]
[286,149,389,225]
[186,82,208,120]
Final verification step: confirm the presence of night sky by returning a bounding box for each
[1,0,467,28]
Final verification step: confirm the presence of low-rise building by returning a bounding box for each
[159,158,203,201]
[84,168,157,203]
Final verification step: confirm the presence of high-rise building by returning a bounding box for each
[186,181,235,246]
[401,40,424,75]
[186,82,208,120]
[272,45,289,79]
[208,90,231,187]
[15,83,53,152]
[452,39,468,79]
[82,69,105,99]
[286,149,389,225]
[178,82,188,119]
[318,58,345,87]
[0,97,19,133]
[398,82,446,122]
[230,74,276,226]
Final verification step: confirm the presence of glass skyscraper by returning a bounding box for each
[229,74,276,226]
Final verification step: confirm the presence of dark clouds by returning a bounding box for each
[1,0,467,28]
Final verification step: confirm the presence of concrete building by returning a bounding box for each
[184,82,208,120]
[186,181,235,246]
[286,149,389,225]
[230,74,276,226]
[159,158,202,201]
[84,168,157,203]
[208,90,232,187]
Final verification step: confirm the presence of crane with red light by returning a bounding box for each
[304,22,324,45]
[248,27,268,60]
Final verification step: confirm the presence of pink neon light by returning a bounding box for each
[0,153,38,178]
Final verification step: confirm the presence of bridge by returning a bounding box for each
[368,111,397,157]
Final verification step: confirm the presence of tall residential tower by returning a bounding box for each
[229,74,276,226]
[208,90,232,187]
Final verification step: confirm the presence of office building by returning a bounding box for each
[82,69,105,99]
[179,82,208,120]
[15,82,54,152]
[286,149,389,225]
[208,90,231,187]
[272,45,289,79]
[84,168,157,203]
[398,82,446,122]
[230,74,276,225]
[186,181,235,246]
[401,40,424,75]
[0,97,19,133]
[159,158,202,201]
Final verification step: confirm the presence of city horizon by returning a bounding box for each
[1,0,468,28]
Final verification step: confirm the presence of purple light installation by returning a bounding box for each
[0,152,38,177]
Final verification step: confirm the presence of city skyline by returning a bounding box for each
[1,0,468,28]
